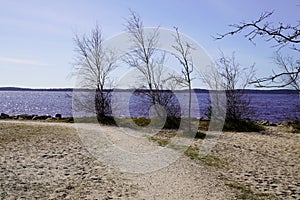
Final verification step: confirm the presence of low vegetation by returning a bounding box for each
[148,131,228,170]
[148,136,170,147]
[199,118,264,132]
[222,119,264,132]
[285,119,300,133]
[224,180,280,200]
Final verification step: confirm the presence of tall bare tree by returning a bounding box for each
[124,11,180,124]
[171,27,194,131]
[73,24,117,123]
[215,10,300,90]
[203,52,255,122]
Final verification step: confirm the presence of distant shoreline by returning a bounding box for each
[0,87,299,94]
[0,87,73,92]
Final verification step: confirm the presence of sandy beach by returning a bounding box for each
[0,120,299,199]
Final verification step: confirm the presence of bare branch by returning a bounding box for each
[215,11,300,51]
[216,9,300,91]
[250,53,300,91]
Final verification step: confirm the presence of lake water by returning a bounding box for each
[0,90,299,123]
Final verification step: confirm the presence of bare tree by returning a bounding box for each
[73,24,117,123]
[124,11,159,103]
[215,10,300,89]
[171,27,194,131]
[124,11,180,125]
[204,51,255,122]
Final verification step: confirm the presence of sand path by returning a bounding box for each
[0,120,234,199]
[3,120,299,199]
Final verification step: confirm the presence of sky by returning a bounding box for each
[0,0,299,88]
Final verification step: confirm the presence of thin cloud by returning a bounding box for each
[0,56,51,67]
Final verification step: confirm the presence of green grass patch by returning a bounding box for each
[225,180,280,200]
[199,154,228,169]
[148,136,170,147]
[132,117,151,127]
[184,146,200,160]
[148,136,200,160]
[148,134,228,169]
[72,116,98,123]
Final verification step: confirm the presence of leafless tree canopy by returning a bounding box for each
[204,52,255,121]
[123,11,180,119]
[216,11,299,90]
[218,52,255,90]
[73,25,117,90]
[124,11,163,93]
[73,24,117,118]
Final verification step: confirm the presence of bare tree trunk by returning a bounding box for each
[188,78,192,131]
[172,27,194,132]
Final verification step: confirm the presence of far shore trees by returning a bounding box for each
[73,24,117,124]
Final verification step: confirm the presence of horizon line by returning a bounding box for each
[0,86,298,92]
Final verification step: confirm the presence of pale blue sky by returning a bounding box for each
[0,0,299,88]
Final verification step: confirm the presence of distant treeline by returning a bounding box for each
[0,87,298,94]
[0,87,73,92]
